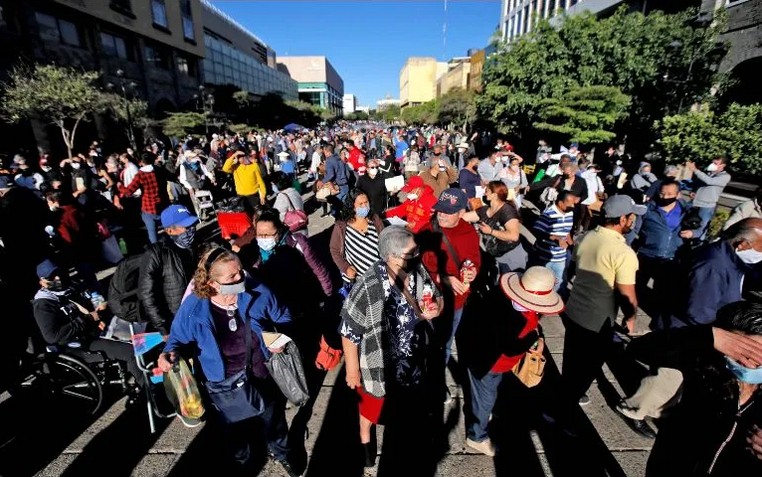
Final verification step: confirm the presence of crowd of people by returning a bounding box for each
[1,123,762,477]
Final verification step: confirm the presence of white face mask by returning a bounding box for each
[368,168,378,178]
[71,162,81,170]
[736,247,762,264]
[706,163,719,172]
[407,193,418,201]
[257,237,277,251]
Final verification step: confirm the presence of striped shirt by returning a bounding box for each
[533,205,574,262]
[343,223,380,282]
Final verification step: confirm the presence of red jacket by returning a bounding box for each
[385,186,437,233]
[348,147,366,175]
[419,219,481,310]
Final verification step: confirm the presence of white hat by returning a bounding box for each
[499,267,564,314]
[277,151,290,158]
[457,142,469,149]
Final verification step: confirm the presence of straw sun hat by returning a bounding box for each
[499,266,564,314]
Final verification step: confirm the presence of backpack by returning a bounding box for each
[107,253,146,323]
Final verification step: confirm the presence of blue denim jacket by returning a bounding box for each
[637,201,691,260]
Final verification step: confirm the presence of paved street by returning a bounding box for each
[0,193,658,477]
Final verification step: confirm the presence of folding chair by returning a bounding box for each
[129,324,176,434]
[194,190,216,222]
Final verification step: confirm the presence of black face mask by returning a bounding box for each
[47,278,67,292]
[656,196,678,207]
[401,255,420,272]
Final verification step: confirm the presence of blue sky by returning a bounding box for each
[210,0,501,107]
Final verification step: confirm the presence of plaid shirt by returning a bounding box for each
[119,167,167,215]
[339,261,440,398]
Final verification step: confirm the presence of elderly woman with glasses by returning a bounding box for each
[340,225,443,468]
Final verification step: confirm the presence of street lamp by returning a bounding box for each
[107,69,138,149]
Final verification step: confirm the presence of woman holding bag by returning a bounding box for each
[158,248,299,477]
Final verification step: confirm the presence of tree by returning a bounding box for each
[657,103,762,175]
[438,88,477,130]
[2,64,110,157]
[110,95,151,147]
[227,123,256,136]
[479,7,726,149]
[345,111,369,121]
[534,85,630,144]
[162,111,208,140]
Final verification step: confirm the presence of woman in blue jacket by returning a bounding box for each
[158,247,299,477]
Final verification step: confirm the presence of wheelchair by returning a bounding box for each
[14,345,128,416]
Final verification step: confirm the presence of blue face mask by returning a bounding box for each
[172,226,196,249]
[725,357,762,384]
[355,206,370,218]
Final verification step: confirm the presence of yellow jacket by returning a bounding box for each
[222,157,267,198]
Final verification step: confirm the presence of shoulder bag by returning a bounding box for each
[204,312,265,423]
[512,337,545,388]
[482,205,520,257]
[279,191,308,232]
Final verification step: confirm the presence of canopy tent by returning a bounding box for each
[283,123,306,132]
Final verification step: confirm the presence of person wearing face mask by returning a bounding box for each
[458,155,481,199]
[356,160,389,217]
[158,248,299,477]
[723,186,762,231]
[561,195,645,407]
[385,175,437,234]
[616,218,762,437]
[457,266,565,456]
[270,171,305,226]
[32,259,142,393]
[330,190,385,285]
[497,153,528,209]
[340,226,443,468]
[633,180,698,316]
[686,156,732,241]
[138,205,199,337]
[623,301,762,476]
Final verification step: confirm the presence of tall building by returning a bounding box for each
[399,57,448,108]
[436,57,471,97]
[342,94,357,115]
[499,0,698,42]
[377,95,401,111]
[200,1,297,101]
[0,0,206,154]
[277,56,345,115]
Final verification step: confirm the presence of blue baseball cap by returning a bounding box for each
[37,259,61,279]
[433,188,468,214]
[160,204,199,229]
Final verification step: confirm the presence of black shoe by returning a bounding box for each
[618,414,656,439]
[274,459,301,477]
[362,442,377,467]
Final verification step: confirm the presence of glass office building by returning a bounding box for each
[203,32,297,100]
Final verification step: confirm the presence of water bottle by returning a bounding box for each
[118,237,128,255]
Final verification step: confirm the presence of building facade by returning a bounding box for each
[342,94,357,115]
[0,0,207,154]
[436,57,471,97]
[399,57,448,108]
[277,56,344,115]
[200,0,297,101]
[376,95,401,111]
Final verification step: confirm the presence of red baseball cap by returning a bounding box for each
[401,175,424,193]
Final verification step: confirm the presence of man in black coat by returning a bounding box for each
[139,205,199,336]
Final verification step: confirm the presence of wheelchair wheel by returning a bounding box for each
[42,354,104,416]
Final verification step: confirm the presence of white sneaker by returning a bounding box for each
[466,437,496,456]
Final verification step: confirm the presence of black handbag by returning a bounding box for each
[482,205,520,257]
[204,312,265,423]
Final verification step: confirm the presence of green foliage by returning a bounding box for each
[232,90,251,109]
[534,85,630,144]
[228,123,256,136]
[2,64,109,156]
[401,99,440,125]
[162,111,208,139]
[657,103,762,174]
[479,7,726,146]
[438,88,477,129]
[708,209,730,241]
[345,111,370,121]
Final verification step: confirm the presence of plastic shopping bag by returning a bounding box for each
[265,340,310,407]
[164,358,205,424]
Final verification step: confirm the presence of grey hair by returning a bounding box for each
[378,225,415,261]
[724,217,762,243]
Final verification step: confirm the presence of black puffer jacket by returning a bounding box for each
[139,236,195,335]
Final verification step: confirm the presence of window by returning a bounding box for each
[109,0,133,14]
[101,32,129,59]
[180,0,195,40]
[151,0,167,28]
[177,55,195,76]
[145,44,169,69]
[35,12,81,47]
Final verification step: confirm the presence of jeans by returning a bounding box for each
[695,206,716,241]
[141,212,161,244]
[444,307,464,365]
[543,260,567,292]
[465,369,503,442]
